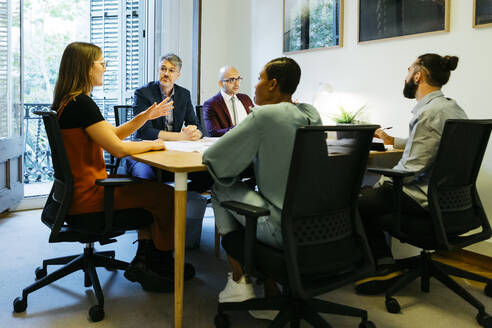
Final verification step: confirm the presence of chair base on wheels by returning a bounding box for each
[215,296,376,328]
[384,251,492,327]
[13,243,129,322]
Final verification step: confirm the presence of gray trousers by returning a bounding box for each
[211,181,283,249]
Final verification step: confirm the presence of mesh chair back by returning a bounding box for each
[35,110,152,244]
[35,110,73,241]
[114,105,133,127]
[427,119,492,248]
[195,105,208,137]
[109,105,135,174]
[281,125,378,298]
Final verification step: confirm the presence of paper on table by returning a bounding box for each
[164,137,220,153]
[372,137,392,150]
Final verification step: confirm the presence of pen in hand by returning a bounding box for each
[381,126,393,131]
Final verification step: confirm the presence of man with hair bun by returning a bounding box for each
[355,53,468,294]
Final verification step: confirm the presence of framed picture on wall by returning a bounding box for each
[358,0,449,43]
[283,0,344,53]
[474,0,492,28]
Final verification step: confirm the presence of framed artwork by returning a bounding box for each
[358,0,449,43]
[474,0,492,28]
[283,0,343,53]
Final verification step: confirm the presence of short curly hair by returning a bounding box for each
[264,57,301,95]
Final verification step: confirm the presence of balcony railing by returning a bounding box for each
[23,103,54,184]
[23,102,120,185]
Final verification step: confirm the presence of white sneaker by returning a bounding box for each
[249,310,279,321]
[218,273,255,303]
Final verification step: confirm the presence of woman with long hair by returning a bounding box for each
[53,41,194,292]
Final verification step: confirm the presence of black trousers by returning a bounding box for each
[358,183,428,262]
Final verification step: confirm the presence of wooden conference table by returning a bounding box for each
[130,147,403,328]
[131,150,206,328]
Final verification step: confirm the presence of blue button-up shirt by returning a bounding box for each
[159,85,175,131]
[382,90,468,208]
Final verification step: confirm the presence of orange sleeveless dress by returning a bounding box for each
[57,101,174,250]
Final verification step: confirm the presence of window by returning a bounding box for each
[22,0,145,196]
[0,0,21,139]
[90,0,144,124]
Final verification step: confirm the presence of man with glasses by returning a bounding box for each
[127,53,206,184]
[133,53,203,142]
[126,53,211,256]
[203,66,254,137]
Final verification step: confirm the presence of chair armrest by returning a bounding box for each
[95,177,142,186]
[95,177,141,234]
[220,201,270,276]
[367,168,413,236]
[367,167,414,178]
[221,201,270,218]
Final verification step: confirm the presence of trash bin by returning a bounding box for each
[185,191,208,249]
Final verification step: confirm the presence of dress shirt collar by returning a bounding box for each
[159,84,175,100]
[411,90,444,115]
[221,89,236,102]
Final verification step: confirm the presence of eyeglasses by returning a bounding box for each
[95,60,109,69]
[222,77,243,83]
[160,66,179,74]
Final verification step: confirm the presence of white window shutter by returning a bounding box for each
[0,0,9,137]
[90,0,144,123]
[90,0,144,167]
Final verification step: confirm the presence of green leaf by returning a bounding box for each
[331,104,366,123]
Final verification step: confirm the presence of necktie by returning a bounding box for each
[231,96,238,125]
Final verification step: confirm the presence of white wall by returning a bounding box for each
[200,0,252,104]
[199,1,492,252]
[246,0,492,253]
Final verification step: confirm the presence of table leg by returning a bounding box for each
[174,172,187,328]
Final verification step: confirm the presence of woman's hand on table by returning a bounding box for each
[150,139,166,151]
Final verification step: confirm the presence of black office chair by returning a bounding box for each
[106,105,134,174]
[114,104,134,127]
[13,110,153,322]
[368,119,492,327]
[195,105,208,137]
[214,125,379,328]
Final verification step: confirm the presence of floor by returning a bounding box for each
[0,208,490,328]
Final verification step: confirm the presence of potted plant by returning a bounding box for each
[333,104,366,124]
[332,104,366,139]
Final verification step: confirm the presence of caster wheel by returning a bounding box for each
[214,313,229,328]
[477,312,492,328]
[35,267,47,280]
[89,305,105,322]
[359,320,376,328]
[485,283,492,297]
[385,297,400,314]
[13,297,27,313]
